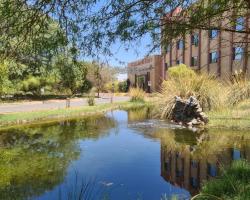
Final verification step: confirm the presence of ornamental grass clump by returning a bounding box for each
[227,70,250,106]
[158,64,227,119]
[129,87,145,102]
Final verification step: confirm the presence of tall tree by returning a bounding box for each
[1,0,250,56]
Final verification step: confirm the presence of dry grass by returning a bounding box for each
[227,71,250,106]
[208,99,250,129]
[156,65,228,119]
[129,87,146,102]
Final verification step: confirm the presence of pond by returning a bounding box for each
[0,108,249,200]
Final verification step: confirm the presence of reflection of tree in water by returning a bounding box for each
[0,115,115,200]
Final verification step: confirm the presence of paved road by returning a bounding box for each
[0,95,130,114]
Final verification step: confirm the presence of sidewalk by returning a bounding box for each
[0,96,130,114]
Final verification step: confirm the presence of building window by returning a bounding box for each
[209,51,218,63]
[209,30,218,39]
[207,163,217,177]
[191,56,198,66]
[165,44,171,53]
[191,34,199,46]
[177,40,184,49]
[176,60,182,65]
[191,160,198,168]
[235,17,244,31]
[232,149,241,160]
[233,46,244,60]
[190,177,198,188]
[165,63,168,70]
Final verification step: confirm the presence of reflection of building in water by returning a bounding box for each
[161,143,250,195]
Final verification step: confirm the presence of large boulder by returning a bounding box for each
[171,96,208,127]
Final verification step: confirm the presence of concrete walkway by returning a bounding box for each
[0,95,130,114]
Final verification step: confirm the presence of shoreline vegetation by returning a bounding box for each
[0,101,150,129]
[153,64,250,130]
[193,160,250,200]
[1,96,250,130]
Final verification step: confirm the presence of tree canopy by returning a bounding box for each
[1,0,250,57]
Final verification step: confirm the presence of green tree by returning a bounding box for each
[1,0,249,56]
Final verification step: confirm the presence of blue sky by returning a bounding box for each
[85,34,160,68]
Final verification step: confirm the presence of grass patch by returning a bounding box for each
[208,99,250,129]
[0,101,150,128]
[193,160,250,200]
[129,87,146,102]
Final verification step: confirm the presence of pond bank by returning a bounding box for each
[207,100,250,130]
[1,98,250,130]
[0,101,151,129]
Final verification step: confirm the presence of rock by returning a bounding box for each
[171,96,208,127]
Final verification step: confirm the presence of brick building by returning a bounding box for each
[127,55,163,92]
[162,8,250,79]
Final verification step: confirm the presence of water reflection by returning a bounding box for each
[128,108,250,195]
[0,116,115,200]
[0,108,249,200]
[160,130,250,195]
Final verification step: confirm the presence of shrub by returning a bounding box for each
[158,65,227,119]
[129,87,145,102]
[21,76,41,94]
[118,81,128,92]
[87,87,96,106]
[194,160,250,200]
[78,79,93,93]
[104,81,119,93]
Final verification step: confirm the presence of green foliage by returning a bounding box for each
[168,64,196,79]
[0,116,115,200]
[118,81,128,92]
[0,61,9,95]
[0,60,17,96]
[195,160,250,200]
[104,81,119,93]
[79,79,92,93]
[87,88,96,106]
[21,76,41,93]
[129,87,145,102]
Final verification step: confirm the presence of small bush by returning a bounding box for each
[87,87,96,106]
[118,81,128,92]
[79,79,93,93]
[104,81,119,93]
[129,87,145,102]
[21,76,41,94]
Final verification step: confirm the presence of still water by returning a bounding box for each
[0,108,249,200]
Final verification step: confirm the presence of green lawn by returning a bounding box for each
[208,100,250,129]
[0,101,148,128]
